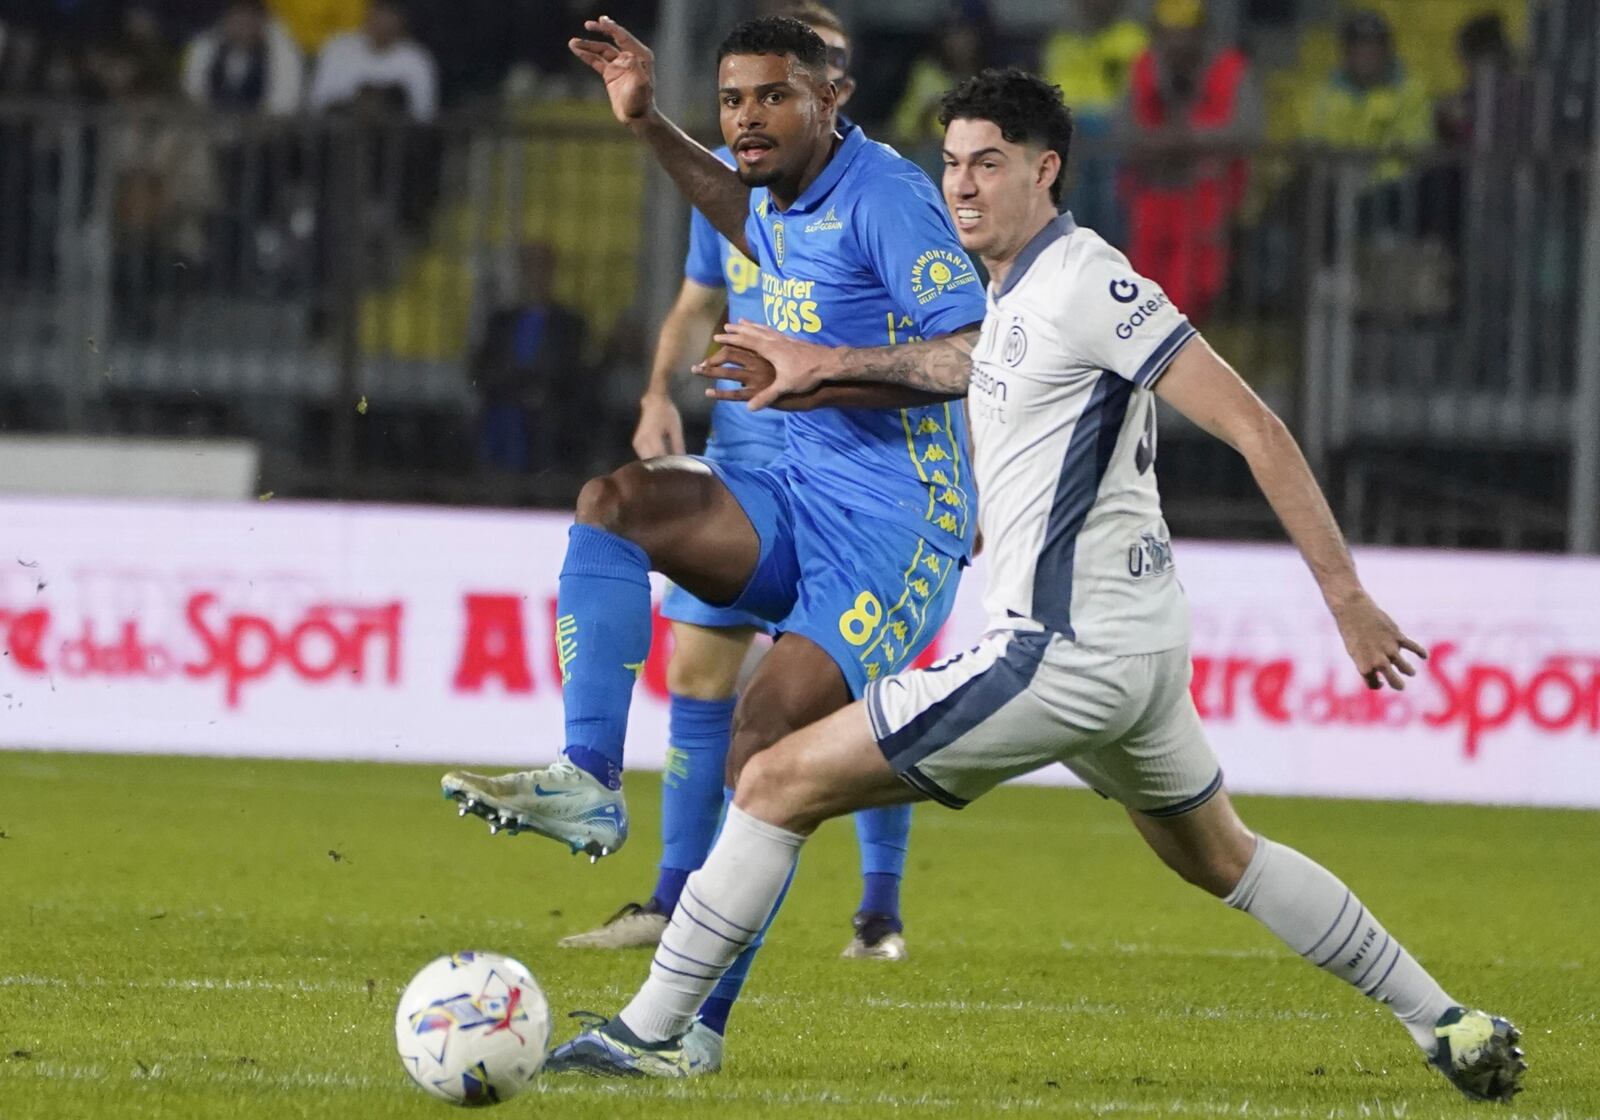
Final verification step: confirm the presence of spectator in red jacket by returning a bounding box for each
[1119,0,1260,322]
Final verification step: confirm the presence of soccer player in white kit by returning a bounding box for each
[544,69,1527,1102]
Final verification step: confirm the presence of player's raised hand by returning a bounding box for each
[633,392,685,458]
[711,322,836,410]
[1331,591,1428,690]
[568,16,656,123]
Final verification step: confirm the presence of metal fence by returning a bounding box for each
[0,102,1596,548]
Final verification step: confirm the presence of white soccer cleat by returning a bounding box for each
[841,913,908,961]
[1429,1006,1527,1102]
[557,901,670,950]
[441,759,628,859]
[681,1020,725,1074]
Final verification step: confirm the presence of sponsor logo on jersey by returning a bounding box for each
[1109,278,1140,303]
[804,205,845,233]
[1114,290,1172,339]
[1126,531,1175,579]
[970,364,1009,424]
[1002,323,1027,366]
[910,248,977,305]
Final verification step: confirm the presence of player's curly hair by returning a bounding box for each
[938,68,1075,203]
[717,16,829,80]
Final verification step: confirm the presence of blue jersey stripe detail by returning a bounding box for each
[1031,373,1134,636]
[1134,321,1198,387]
[994,212,1077,299]
[900,764,970,809]
[1139,769,1225,818]
[875,632,1051,772]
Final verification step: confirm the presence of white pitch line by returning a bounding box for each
[0,974,362,994]
[0,974,1327,1021]
[0,1063,1578,1120]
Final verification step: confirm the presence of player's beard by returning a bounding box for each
[735,163,784,189]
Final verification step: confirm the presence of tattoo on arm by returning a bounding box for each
[831,330,977,395]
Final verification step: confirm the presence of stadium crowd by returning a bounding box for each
[0,0,1588,497]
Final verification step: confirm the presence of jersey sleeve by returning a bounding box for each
[854,170,987,339]
[1057,252,1198,389]
[683,206,727,289]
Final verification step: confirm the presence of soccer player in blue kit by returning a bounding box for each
[558,4,915,965]
[441,14,986,1070]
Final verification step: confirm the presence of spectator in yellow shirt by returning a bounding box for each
[268,0,367,56]
[1041,0,1147,117]
[1305,9,1432,181]
[889,1,995,150]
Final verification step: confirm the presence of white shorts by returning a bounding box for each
[864,629,1221,813]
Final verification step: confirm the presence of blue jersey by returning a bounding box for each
[744,125,986,559]
[684,147,785,463]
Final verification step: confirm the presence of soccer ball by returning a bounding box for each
[394,950,552,1106]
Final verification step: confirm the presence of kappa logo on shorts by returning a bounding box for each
[1109,278,1140,303]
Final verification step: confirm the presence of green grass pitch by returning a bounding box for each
[0,749,1594,1119]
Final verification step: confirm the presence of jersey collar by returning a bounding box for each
[772,122,867,216]
[994,211,1077,300]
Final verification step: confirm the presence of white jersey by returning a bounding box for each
[966,214,1193,654]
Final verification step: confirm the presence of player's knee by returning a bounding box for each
[733,748,816,832]
[574,464,653,539]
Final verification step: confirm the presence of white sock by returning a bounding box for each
[1225,835,1456,1052]
[619,805,804,1042]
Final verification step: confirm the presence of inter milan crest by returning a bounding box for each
[1002,323,1027,366]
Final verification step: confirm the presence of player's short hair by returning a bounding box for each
[716,16,830,82]
[939,68,1075,204]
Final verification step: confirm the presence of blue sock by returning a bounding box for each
[650,694,736,911]
[854,804,910,927]
[555,524,653,789]
[697,785,790,1037]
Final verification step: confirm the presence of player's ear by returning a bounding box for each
[816,69,837,113]
[1036,149,1062,196]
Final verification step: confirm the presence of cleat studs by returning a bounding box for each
[488,821,500,835]
[457,803,469,816]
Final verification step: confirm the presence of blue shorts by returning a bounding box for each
[660,434,781,634]
[696,456,964,698]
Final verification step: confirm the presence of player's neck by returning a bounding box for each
[983,207,1058,290]
[769,130,842,211]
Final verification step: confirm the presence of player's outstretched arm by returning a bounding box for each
[568,17,752,257]
[696,341,961,411]
[706,322,976,410]
[1154,337,1426,691]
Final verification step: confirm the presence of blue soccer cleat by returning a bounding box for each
[1429,1006,1527,1102]
[544,1014,722,1079]
[441,759,627,860]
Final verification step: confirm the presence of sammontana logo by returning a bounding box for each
[804,206,844,233]
[910,249,976,305]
